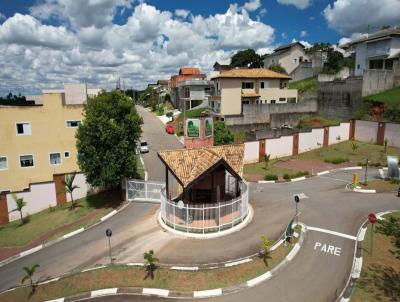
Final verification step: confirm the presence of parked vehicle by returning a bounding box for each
[166,124,175,134]
[139,140,149,153]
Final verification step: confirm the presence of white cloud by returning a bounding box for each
[291,38,312,48]
[0,2,276,95]
[324,0,400,35]
[0,12,6,22]
[338,32,367,46]
[175,9,190,18]
[277,0,311,10]
[259,8,267,17]
[300,30,307,37]
[243,0,262,12]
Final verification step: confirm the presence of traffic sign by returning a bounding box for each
[106,228,113,237]
[368,213,377,224]
[294,195,300,203]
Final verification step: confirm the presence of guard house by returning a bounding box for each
[157,145,249,234]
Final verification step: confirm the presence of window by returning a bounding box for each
[287,97,297,104]
[66,120,81,128]
[16,123,31,135]
[20,155,34,168]
[49,153,61,165]
[279,98,286,102]
[280,81,287,89]
[260,81,269,89]
[64,151,70,158]
[0,157,7,170]
[241,82,254,89]
[293,58,297,64]
[357,64,360,69]
[270,100,276,104]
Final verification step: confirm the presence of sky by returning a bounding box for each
[0,0,399,95]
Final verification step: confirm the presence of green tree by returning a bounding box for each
[264,154,271,170]
[21,264,40,293]
[140,87,159,111]
[214,121,234,146]
[230,49,264,68]
[76,90,143,189]
[268,64,287,74]
[63,173,79,210]
[257,236,274,266]
[305,42,331,54]
[11,193,27,224]
[144,250,159,280]
[324,51,344,74]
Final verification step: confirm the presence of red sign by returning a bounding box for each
[368,213,377,224]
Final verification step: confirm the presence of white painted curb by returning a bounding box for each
[317,170,330,176]
[257,180,276,184]
[45,298,65,302]
[100,210,117,221]
[91,288,118,297]
[270,238,285,251]
[353,187,376,194]
[224,258,252,267]
[342,166,362,171]
[351,257,363,279]
[63,227,84,239]
[19,245,43,257]
[38,277,60,285]
[291,176,306,182]
[142,288,169,297]
[81,265,107,273]
[246,271,272,287]
[193,288,222,298]
[340,298,350,302]
[171,266,199,271]
[126,262,144,266]
[357,227,367,241]
[286,243,300,261]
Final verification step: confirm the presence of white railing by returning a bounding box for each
[160,182,249,234]
[126,179,165,203]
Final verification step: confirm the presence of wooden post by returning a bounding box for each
[292,133,299,156]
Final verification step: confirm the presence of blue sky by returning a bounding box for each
[0,0,398,94]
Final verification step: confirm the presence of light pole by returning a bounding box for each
[364,158,369,185]
[106,228,113,264]
[294,195,300,224]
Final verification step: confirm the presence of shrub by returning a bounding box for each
[293,171,309,178]
[264,174,278,181]
[371,162,381,167]
[324,157,349,164]
[283,173,291,180]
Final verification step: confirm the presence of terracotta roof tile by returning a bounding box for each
[158,145,244,187]
[212,68,290,79]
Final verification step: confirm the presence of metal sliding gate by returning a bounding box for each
[126,179,165,203]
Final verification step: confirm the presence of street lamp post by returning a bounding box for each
[106,228,113,264]
[364,158,369,185]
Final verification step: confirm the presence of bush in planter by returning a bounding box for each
[324,157,349,164]
[264,174,278,181]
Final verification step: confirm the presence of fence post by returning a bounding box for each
[218,202,221,232]
[145,182,148,201]
[186,204,189,233]
[231,201,234,228]
[173,203,176,230]
[202,204,205,234]
[126,179,129,201]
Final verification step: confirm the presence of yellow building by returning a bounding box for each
[210,68,298,116]
[0,90,85,192]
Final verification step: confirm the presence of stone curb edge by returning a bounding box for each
[257,166,364,184]
[12,224,306,302]
[345,184,377,194]
[0,202,131,269]
[336,210,398,302]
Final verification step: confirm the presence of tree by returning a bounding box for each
[76,90,143,189]
[21,264,40,293]
[305,42,331,54]
[143,250,158,280]
[268,64,287,74]
[63,173,79,210]
[257,236,274,266]
[11,193,27,224]
[264,154,271,170]
[351,141,359,153]
[230,49,263,68]
[214,121,234,146]
[323,51,344,74]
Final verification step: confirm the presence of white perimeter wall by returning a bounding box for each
[355,120,378,144]
[384,123,400,148]
[299,128,324,153]
[7,182,57,222]
[266,136,293,159]
[66,173,91,201]
[244,141,259,164]
[329,123,350,145]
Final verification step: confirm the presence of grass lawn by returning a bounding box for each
[360,179,399,193]
[0,229,301,302]
[244,141,400,181]
[363,86,400,107]
[0,191,122,248]
[351,211,400,302]
[298,115,340,129]
[288,77,318,94]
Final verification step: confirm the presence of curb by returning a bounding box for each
[345,184,377,194]
[336,210,398,302]
[0,202,131,269]
[8,224,306,301]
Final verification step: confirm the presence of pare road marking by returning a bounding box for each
[314,241,342,256]
[307,226,357,241]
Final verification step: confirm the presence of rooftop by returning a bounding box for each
[344,28,400,47]
[158,144,244,187]
[212,68,290,80]
[179,67,201,75]
[273,41,305,53]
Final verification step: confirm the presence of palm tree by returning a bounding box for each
[63,172,79,209]
[11,193,27,224]
[351,141,359,154]
[143,250,158,280]
[257,236,274,266]
[21,264,40,293]
[264,154,271,170]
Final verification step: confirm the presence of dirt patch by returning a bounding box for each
[273,159,351,174]
[244,174,264,182]
[360,179,399,193]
